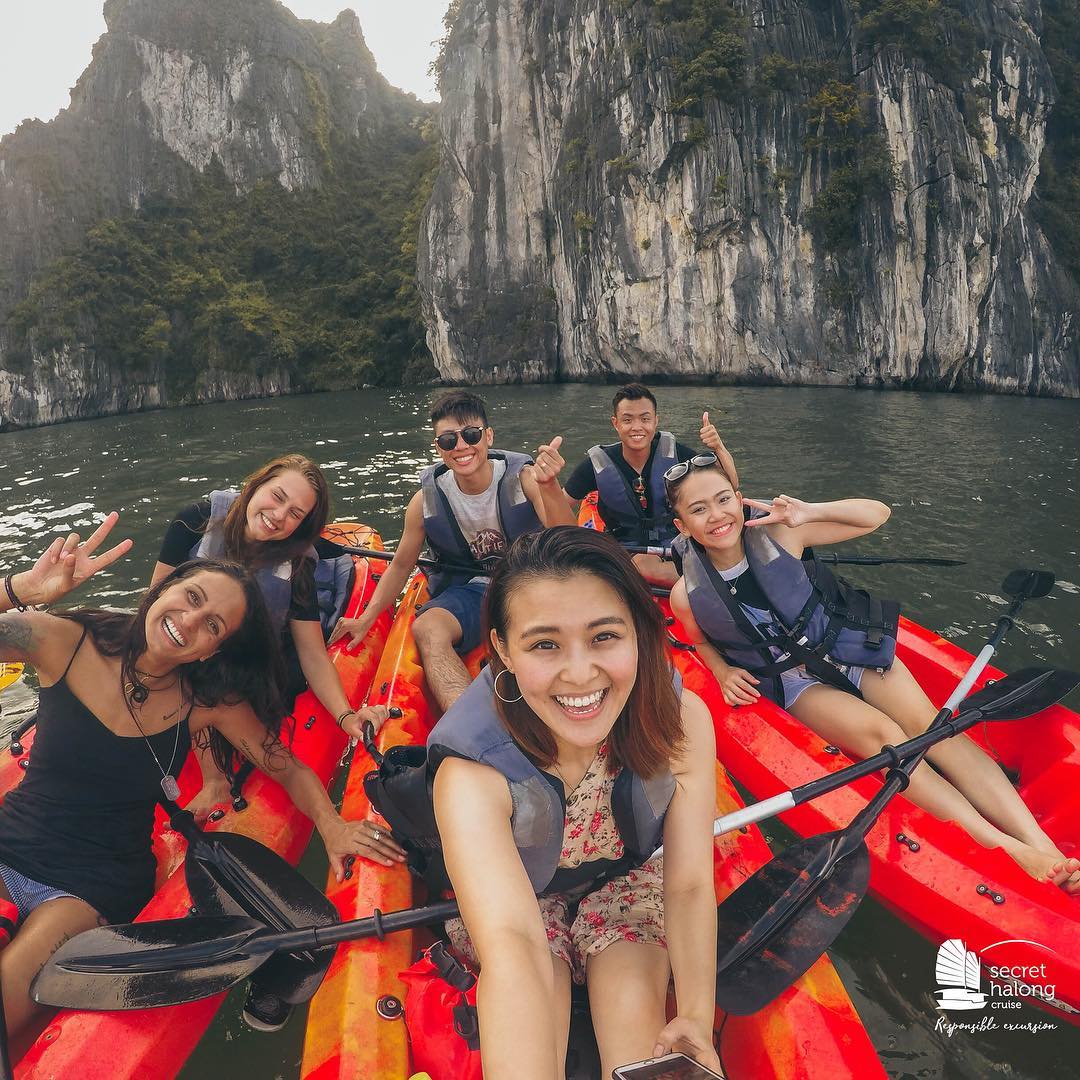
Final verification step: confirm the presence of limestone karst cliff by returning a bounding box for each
[0,0,435,430]
[417,0,1080,396]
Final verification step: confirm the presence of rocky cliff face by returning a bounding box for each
[418,0,1080,396]
[0,0,429,430]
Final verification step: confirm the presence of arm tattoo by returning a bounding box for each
[0,612,33,656]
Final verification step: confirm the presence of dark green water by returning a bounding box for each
[1,385,1077,1078]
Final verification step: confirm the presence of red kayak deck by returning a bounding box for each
[301,573,884,1079]
[1,524,392,1080]
[579,491,1080,1025]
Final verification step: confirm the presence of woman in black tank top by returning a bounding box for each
[0,515,394,1057]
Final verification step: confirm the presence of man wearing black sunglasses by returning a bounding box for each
[563,384,738,584]
[330,390,574,709]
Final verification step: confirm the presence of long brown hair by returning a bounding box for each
[58,560,289,779]
[219,454,330,569]
[483,527,683,778]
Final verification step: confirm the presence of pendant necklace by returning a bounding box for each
[632,473,648,510]
[127,681,184,801]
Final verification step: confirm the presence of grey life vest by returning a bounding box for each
[588,432,679,545]
[673,519,899,705]
[419,451,542,596]
[365,666,679,897]
[191,490,316,635]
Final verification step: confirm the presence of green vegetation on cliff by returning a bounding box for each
[1036,0,1080,286]
[6,109,439,392]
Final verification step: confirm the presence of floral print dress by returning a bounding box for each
[445,742,666,984]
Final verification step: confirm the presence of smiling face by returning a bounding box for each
[432,414,494,479]
[611,397,658,456]
[142,569,248,668]
[244,468,318,544]
[672,468,745,560]
[491,572,639,756]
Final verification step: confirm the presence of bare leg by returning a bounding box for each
[862,660,1061,847]
[587,941,671,1080]
[413,607,473,712]
[631,554,679,588]
[552,955,572,1073]
[791,683,1080,892]
[1,894,105,1059]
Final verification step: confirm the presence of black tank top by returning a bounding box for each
[0,630,192,922]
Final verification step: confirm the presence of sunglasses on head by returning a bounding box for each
[435,425,486,452]
[662,452,719,484]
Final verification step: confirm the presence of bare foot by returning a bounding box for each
[1044,857,1080,895]
[1009,844,1080,894]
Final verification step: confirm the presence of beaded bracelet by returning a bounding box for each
[3,575,29,612]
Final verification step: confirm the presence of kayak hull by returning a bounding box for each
[301,571,884,1078]
[3,524,392,1080]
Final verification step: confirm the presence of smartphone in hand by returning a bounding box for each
[611,1051,725,1079]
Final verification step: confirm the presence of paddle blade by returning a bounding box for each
[1002,569,1054,600]
[31,917,268,1010]
[715,836,871,1015]
[186,830,338,1006]
[957,667,1080,722]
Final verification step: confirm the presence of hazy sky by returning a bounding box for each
[0,1,448,139]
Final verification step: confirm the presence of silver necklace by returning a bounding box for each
[127,681,184,801]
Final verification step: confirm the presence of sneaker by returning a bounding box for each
[241,989,293,1033]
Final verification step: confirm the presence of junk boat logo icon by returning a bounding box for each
[935,939,988,1011]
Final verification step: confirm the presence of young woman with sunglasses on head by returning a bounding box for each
[0,518,384,1056]
[329,390,576,711]
[665,458,1080,892]
[153,454,391,817]
[421,527,721,1078]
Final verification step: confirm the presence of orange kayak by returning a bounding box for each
[300,571,884,1078]
[1,523,392,1080]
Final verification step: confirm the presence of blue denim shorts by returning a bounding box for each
[417,582,489,654]
[0,861,76,922]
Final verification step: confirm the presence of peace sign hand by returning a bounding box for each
[742,494,811,528]
[15,512,133,606]
[533,435,566,486]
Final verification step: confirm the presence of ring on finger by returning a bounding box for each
[370,827,382,843]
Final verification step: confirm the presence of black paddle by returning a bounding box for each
[32,899,462,1011]
[168,807,339,1009]
[340,545,494,581]
[623,545,966,567]
[712,568,1058,1015]
[165,705,407,1009]
[707,667,1080,838]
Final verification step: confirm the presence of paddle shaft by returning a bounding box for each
[340,545,488,580]
[712,709,983,835]
[624,546,964,567]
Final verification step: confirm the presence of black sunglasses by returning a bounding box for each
[662,453,719,484]
[435,425,485,452]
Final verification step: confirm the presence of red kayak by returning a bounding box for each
[300,573,885,1078]
[578,493,1080,1025]
[0,523,392,1079]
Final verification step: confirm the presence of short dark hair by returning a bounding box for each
[430,390,489,428]
[484,527,683,778]
[612,383,657,415]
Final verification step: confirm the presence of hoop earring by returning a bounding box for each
[493,668,523,704]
